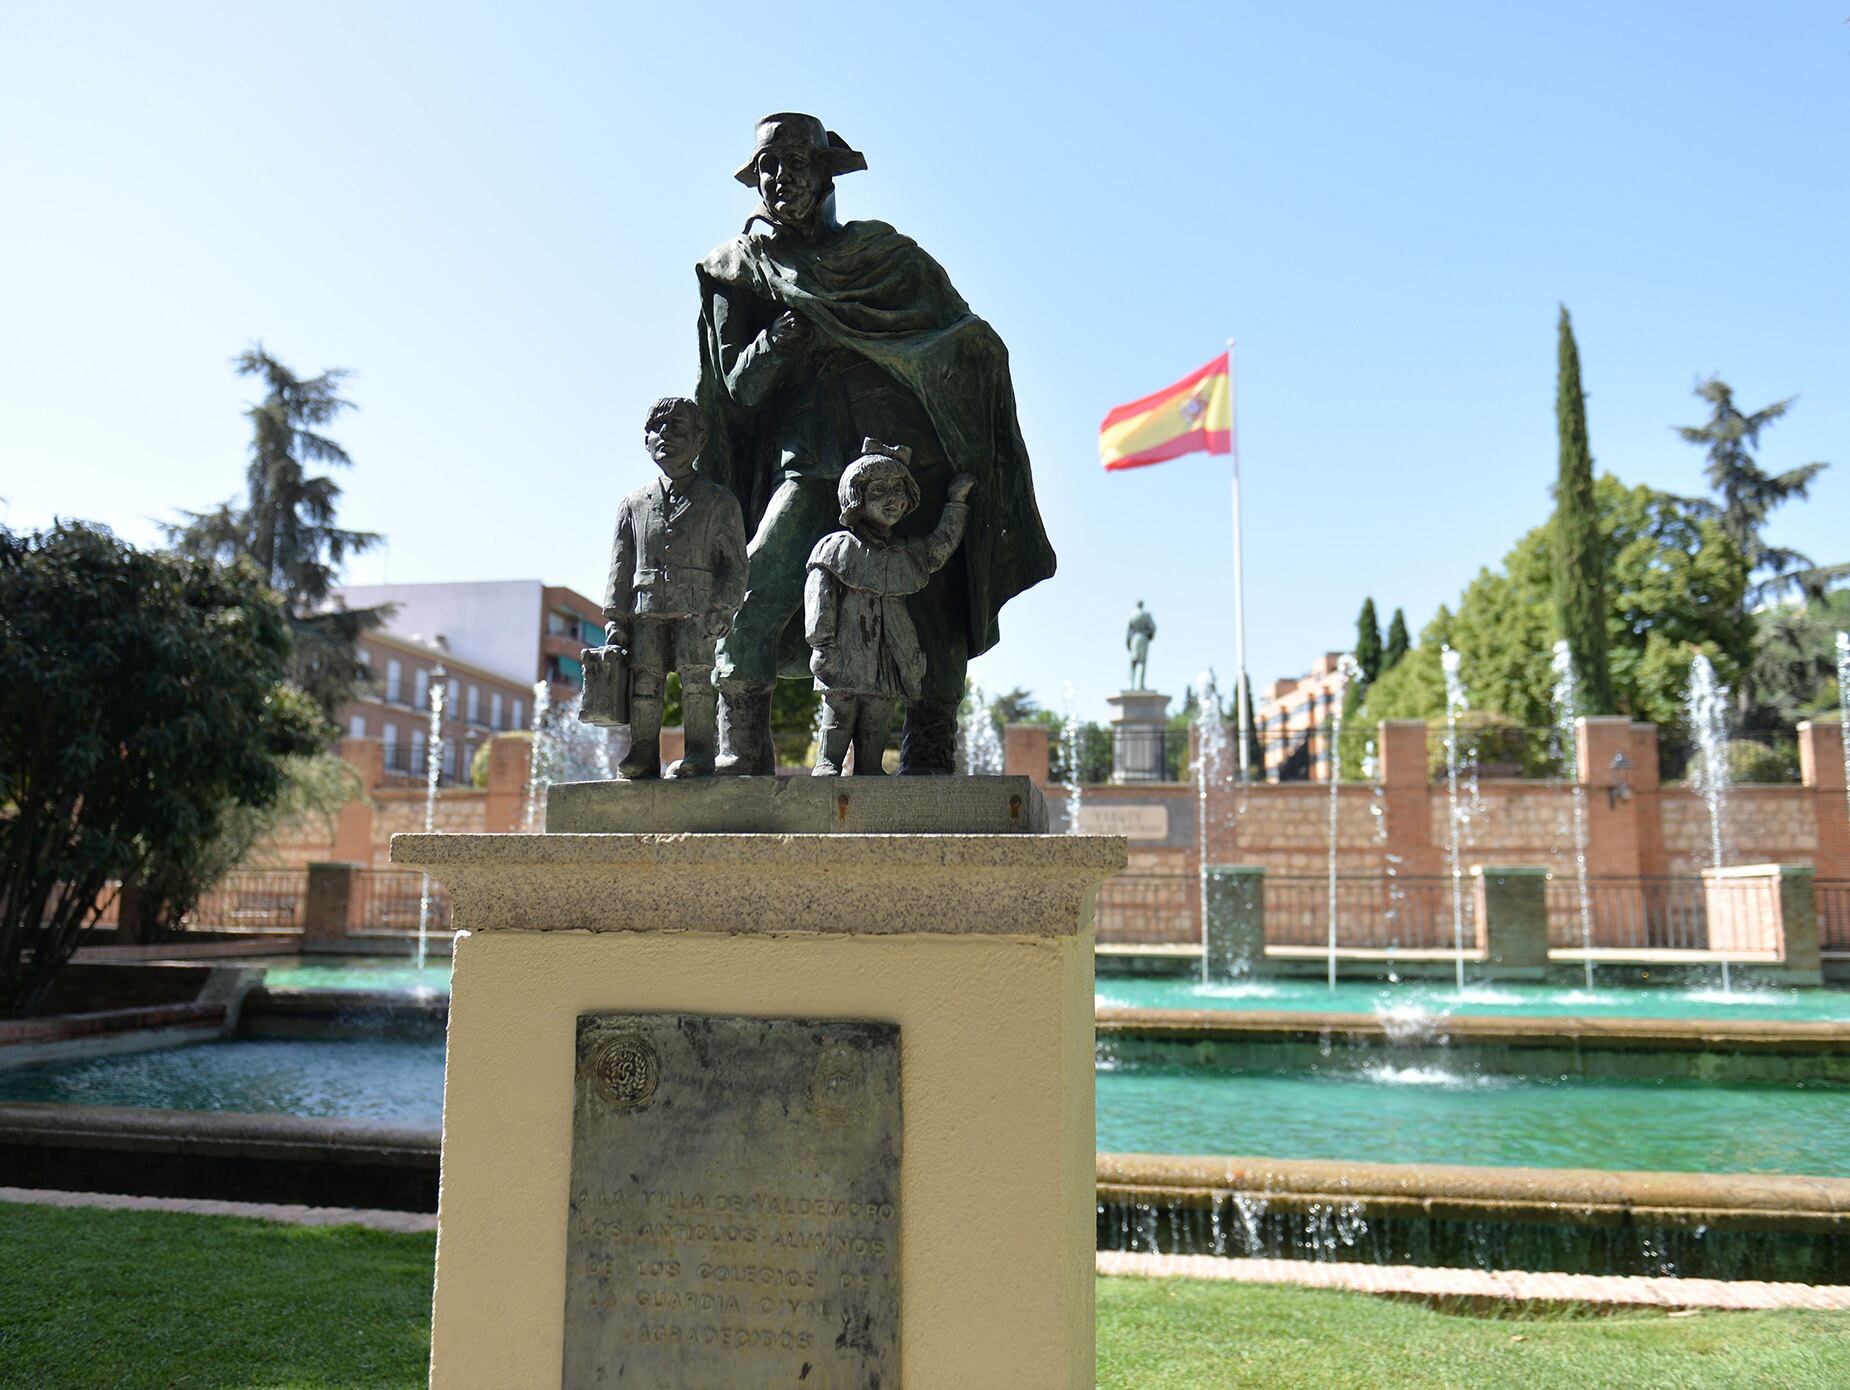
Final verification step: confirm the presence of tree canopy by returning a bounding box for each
[0,524,324,1015]
[167,346,387,719]
[1552,307,1614,712]
[1361,476,1751,733]
[1674,378,1841,611]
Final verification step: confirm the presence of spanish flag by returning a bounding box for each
[1098,352,1233,470]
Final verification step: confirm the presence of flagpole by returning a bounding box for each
[1228,337,1251,784]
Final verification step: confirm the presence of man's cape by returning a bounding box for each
[695,219,1056,662]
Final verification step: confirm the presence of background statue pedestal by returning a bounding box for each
[1105,690,1171,784]
[392,829,1124,1388]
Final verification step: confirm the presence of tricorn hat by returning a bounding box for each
[734,112,868,187]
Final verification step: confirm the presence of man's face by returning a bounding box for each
[646,410,702,478]
[756,147,823,226]
[863,475,913,528]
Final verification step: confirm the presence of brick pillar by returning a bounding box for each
[303,862,361,943]
[1702,864,1821,983]
[1576,717,1642,881]
[1628,722,1668,878]
[484,734,533,833]
[1472,865,1549,979]
[1799,721,1850,883]
[340,735,385,789]
[1004,723,1050,785]
[334,736,382,866]
[1378,721,1440,875]
[1203,866,1265,980]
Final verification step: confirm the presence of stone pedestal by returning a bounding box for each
[1470,865,1549,979]
[393,829,1124,1389]
[1702,863,1822,983]
[1202,865,1265,980]
[1106,691,1170,784]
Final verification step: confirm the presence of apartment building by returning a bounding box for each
[1254,651,1350,782]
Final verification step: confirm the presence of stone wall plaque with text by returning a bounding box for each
[562,1013,901,1388]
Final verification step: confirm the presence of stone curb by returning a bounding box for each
[0,1185,436,1233]
[1095,1250,1850,1310]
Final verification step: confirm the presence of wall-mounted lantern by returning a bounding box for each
[1607,751,1633,809]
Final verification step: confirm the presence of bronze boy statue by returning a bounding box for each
[803,439,975,776]
[591,397,748,779]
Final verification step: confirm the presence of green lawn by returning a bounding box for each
[2,1203,1848,1389]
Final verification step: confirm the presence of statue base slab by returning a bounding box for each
[545,772,1047,834]
[392,829,1125,1388]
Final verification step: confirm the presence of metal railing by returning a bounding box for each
[353,868,453,935]
[1096,869,1810,957]
[184,869,308,931]
[380,742,472,787]
[1263,876,1459,951]
[1818,881,1850,951]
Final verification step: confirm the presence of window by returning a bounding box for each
[491,692,504,729]
[512,698,524,730]
[411,729,427,772]
[348,715,365,738]
[415,669,430,711]
[382,724,399,762]
[468,685,480,723]
[581,618,603,645]
[443,741,457,778]
[386,659,403,704]
[546,612,568,636]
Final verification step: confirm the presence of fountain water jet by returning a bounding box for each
[415,668,447,974]
[1551,641,1596,990]
[1325,656,1361,991]
[1686,653,1733,994]
[1440,647,1469,994]
[1193,671,1232,983]
[1060,682,1085,834]
[1836,633,1850,828]
[960,684,1003,775]
[523,680,552,831]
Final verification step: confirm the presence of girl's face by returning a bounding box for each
[862,476,913,527]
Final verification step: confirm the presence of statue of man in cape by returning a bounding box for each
[695,112,1056,775]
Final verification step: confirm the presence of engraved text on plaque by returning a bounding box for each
[562,1013,901,1387]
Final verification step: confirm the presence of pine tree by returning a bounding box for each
[1551,306,1614,713]
[1383,608,1411,672]
[1674,378,1841,612]
[168,345,388,720]
[1354,598,1384,683]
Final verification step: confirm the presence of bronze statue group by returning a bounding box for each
[584,114,1052,779]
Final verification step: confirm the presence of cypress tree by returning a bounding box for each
[1383,608,1411,673]
[1354,598,1384,683]
[1551,306,1614,713]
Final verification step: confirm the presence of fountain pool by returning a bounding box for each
[1097,1064,1850,1175]
[1096,975,1850,1023]
[218,958,454,993]
[5,1036,1847,1178]
[0,1038,445,1125]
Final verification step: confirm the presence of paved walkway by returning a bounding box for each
[6,1188,1845,1310]
[1097,1250,1850,1310]
[0,1185,436,1234]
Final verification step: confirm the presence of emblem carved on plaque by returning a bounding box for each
[592,1033,659,1111]
[808,1038,863,1120]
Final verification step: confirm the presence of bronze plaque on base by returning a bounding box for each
[562,1013,901,1388]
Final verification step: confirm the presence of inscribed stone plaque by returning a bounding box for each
[562,1013,901,1388]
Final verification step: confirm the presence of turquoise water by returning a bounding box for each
[1097,975,1850,1023]
[249,958,453,993]
[1096,1062,1850,1175]
[5,1037,1848,1175]
[0,1039,445,1125]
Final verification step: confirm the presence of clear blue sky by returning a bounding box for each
[3,1,1845,719]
